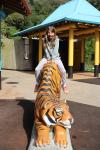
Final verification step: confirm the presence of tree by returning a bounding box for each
[26,0,68,25]
[88,0,100,10]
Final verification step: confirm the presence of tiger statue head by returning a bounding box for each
[40,100,74,128]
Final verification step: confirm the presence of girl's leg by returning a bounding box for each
[35,58,47,86]
[54,58,68,93]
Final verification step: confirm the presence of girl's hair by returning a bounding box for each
[46,26,56,36]
[43,26,57,48]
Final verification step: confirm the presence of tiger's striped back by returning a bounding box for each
[35,61,61,109]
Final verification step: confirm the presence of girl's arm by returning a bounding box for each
[54,37,59,52]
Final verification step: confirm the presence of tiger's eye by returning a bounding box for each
[55,107,63,116]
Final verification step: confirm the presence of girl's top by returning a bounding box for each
[43,36,60,60]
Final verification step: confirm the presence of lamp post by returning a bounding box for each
[0,10,6,90]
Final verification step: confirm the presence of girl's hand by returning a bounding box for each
[47,60,50,63]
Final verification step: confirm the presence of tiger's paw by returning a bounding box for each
[55,135,67,148]
[54,126,68,148]
[36,134,50,147]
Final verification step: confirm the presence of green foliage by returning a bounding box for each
[26,0,68,25]
[29,0,34,5]
[2,12,32,37]
[85,37,95,71]
[5,13,25,30]
[1,20,19,38]
[88,0,100,10]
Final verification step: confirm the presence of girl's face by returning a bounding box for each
[47,31,55,40]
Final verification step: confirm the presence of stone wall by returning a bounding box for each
[2,37,33,70]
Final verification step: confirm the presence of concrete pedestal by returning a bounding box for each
[28,126,73,150]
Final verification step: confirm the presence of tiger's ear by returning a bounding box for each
[61,101,69,110]
[63,99,69,109]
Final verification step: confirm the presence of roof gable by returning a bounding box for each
[41,0,100,25]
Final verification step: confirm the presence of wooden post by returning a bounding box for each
[99,35,100,72]
[68,29,74,78]
[0,19,1,89]
[38,34,42,63]
[80,38,85,71]
[94,30,99,77]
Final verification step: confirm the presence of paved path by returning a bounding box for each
[0,70,100,107]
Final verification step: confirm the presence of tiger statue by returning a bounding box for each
[34,61,73,147]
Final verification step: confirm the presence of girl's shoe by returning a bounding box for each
[63,84,69,94]
[34,84,39,92]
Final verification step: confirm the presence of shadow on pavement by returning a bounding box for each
[0,99,34,150]
[17,100,34,150]
[68,101,100,150]
[6,82,19,84]
[74,78,100,85]
[0,99,100,150]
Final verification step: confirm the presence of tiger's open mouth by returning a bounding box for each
[59,120,72,128]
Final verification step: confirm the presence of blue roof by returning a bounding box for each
[15,0,100,36]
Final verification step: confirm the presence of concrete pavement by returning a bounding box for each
[0,70,100,107]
